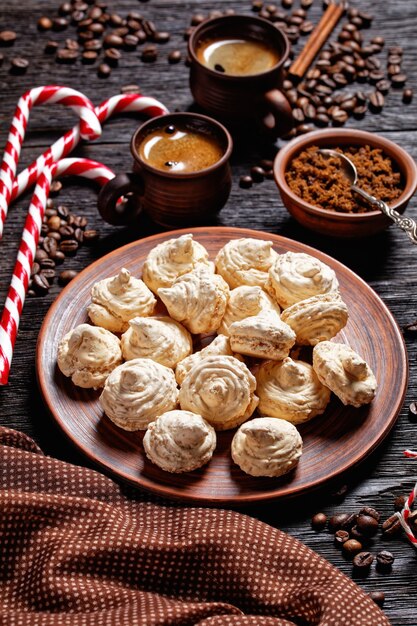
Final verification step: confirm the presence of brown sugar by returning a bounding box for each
[285,145,403,213]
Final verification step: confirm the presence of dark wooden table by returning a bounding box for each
[1,0,416,623]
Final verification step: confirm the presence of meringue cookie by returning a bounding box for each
[313,341,377,408]
[142,234,213,294]
[231,417,303,477]
[215,238,278,289]
[158,266,229,335]
[280,292,349,346]
[218,285,281,336]
[100,358,178,431]
[267,252,339,309]
[87,268,156,333]
[143,410,216,473]
[256,357,331,424]
[121,316,192,368]
[175,334,242,385]
[229,311,296,360]
[57,323,122,389]
[179,355,258,431]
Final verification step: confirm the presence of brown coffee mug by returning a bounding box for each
[188,14,294,137]
[97,112,233,228]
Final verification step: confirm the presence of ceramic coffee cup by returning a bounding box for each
[188,14,294,137]
[97,112,233,228]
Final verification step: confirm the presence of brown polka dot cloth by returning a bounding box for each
[0,427,390,625]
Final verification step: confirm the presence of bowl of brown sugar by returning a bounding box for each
[274,128,417,238]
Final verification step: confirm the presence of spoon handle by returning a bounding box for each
[351,185,417,244]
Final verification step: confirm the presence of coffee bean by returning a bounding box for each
[282,0,293,8]
[250,166,265,183]
[58,270,78,285]
[98,63,111,77]
[82,50,97,64]
[359,507,380,522]
[167,49,181,64]
[343,539,363,557]
[40,257,56,270]
[45,40,59,54]
[394,495,406,511]
[334,530,350,546]
[74,227,84,243]
[340,98,357,112]
[369,91,384,112]
[83,229,99,243]
[375,79,390,94]
[371,36,384,47]
[0,30,17,46]
[301,0,313,8]
[292,108,305,123]
[122,34,138,51]
[332,108,348,125]
[35,249,48,263]
[103,33,123,48]
[388,54,402,66]
[89,22,104,36]
[141,45,158,62]
[391,73,407,88]
[54,251,65,264]
[353,551,374,570]
[59,2,72,15]
[121,84,140,94]
[382,514,402,537]
[40,268,56,283]
[328,513,350,532]
[65,39,79,51]
[59,239,79,255]
[84,39,101,52]
[77,216,88,229]
[153,31,170,44]
[31,262,41,277]
[59,225,75,239]
[10,57,29,74]
[389,45,403,56]
[369,70,384,85]
[388,64,401,76]
[341,513,358,531]
[376,550,395,572]
[43,236,58,258]
[251,0,263,11]
[333,73,348,87]
[369,591,385,607]
[356,514,379,537]
[47,216,61,231]
[48,232,61,242]
[113,27,129,38]
[311,513,327,530]
[33,273,50,295]
[105,48,121,65]
[52,17,69,31]
[315,113,330,127]
[239,175,253,189]
[50,181,62,196]
[56,48,78,64]
[38,16,53,30]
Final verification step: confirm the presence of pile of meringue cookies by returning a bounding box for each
[57,234,377,478]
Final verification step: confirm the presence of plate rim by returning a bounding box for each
[36,226,409,504]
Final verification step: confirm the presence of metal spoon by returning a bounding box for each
[319,148,417,244]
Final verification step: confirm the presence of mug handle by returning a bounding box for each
[262,89,294,137]
[97,173,145,226]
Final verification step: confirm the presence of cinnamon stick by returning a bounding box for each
[289,2,345,80]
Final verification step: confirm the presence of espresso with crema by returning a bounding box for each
[196,36,280,76]
[136,124,224,173]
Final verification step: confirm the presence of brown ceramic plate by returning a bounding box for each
[36,227,408,504]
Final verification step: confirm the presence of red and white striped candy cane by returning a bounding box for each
[394,450,417,549]
[11,94,168,202]
[0,85,102,235]
[0,158,114,385]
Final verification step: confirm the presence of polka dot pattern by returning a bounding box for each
[0,427,390,625]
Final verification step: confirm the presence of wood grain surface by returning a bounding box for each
[1,0,417,622]
[37,227,408,503]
